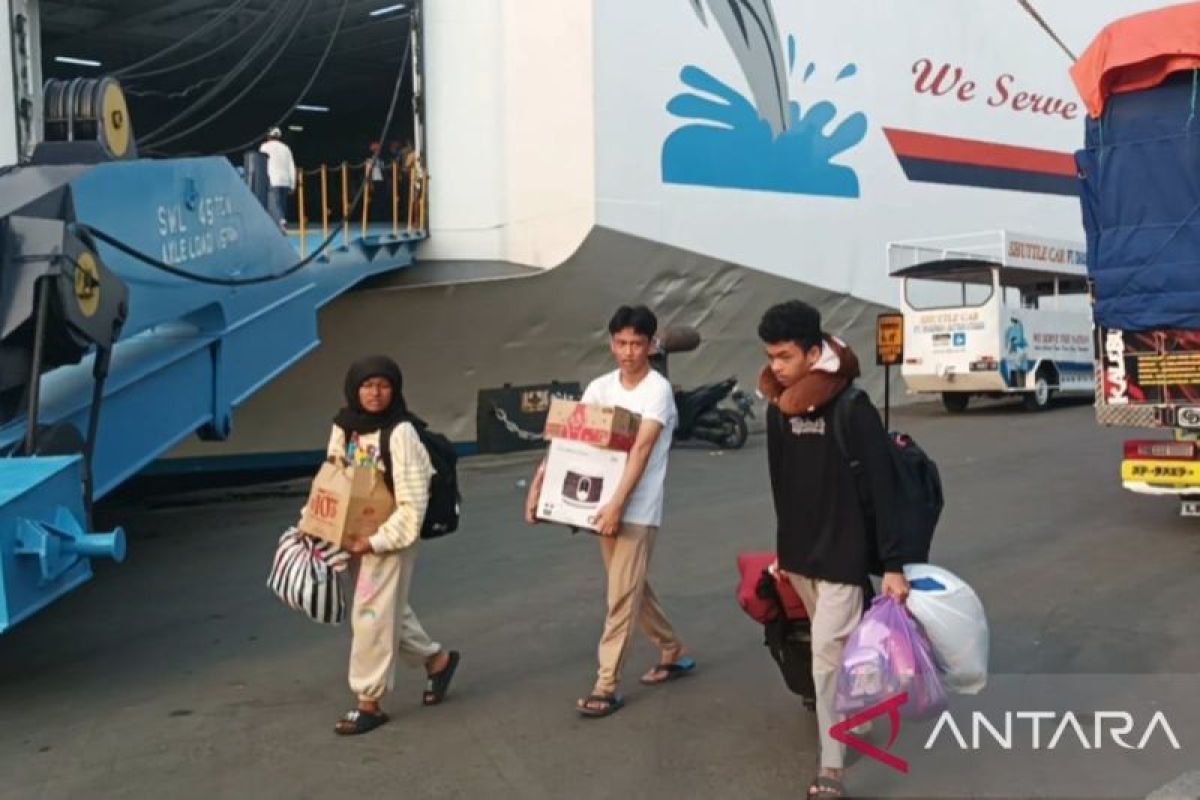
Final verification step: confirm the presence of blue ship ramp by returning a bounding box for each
[0,154,422,632]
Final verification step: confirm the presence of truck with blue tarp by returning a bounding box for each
[1071,3,1200,513]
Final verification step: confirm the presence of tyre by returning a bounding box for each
[1022,373,1053,411]
[941,392,970,413]
[717,409,749,449]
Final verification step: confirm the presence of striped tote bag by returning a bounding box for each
[267,528,351,625]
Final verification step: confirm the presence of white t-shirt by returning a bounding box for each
[581,368,677,527]
[258,139,296,189]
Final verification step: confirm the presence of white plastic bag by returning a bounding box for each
[903,563,989,694]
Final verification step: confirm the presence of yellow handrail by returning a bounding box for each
[340,162,349,244]
[362,161,371,238]
[407,164,418,232]
[419,172,428,231]
[289,156,428,247]
[297,170,307,257]
[320,164,329,242]
[391,160,399,236]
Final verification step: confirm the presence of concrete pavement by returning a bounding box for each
[1,400,1198,799]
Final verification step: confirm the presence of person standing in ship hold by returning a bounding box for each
[367,141,387,222]
[330,355,461,736]
[259,127,296,231]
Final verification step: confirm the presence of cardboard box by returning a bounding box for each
[536,439,628,530]
[543,398,641,451]
[298,461,395,547]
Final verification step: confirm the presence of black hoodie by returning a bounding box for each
[765,345,907,584]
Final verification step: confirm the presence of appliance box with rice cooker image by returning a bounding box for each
[537,439,628,529]
[536,399,641,531]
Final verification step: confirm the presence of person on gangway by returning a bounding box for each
[259,127,296,231]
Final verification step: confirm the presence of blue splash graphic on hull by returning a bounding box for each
[661,62,868,198]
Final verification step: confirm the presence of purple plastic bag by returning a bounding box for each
[835,596,947,720]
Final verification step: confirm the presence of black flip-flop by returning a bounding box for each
[576,693,624,718]
[334,708,389,736]
[423,650,461,706]
[807,776,846,798]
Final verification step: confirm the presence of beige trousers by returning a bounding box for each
[784,572,865,770]
[594,522,683,694]
[348,546,441,701]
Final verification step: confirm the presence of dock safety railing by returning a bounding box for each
[292,157,428,256]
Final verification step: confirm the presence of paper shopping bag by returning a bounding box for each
[298,461,395,546]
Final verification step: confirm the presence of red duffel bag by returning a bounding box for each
[736,551,808,623]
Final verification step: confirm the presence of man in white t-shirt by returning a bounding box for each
[525,305,693,718]
[258,127,295,230]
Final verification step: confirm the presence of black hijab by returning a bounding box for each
[333,355,411,435]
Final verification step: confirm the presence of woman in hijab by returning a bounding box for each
[330,355,460,736]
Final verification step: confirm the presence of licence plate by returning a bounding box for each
[1121,459,1200,487]
[1181,500,1200,517]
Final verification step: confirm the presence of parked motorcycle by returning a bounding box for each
[651,327,755,450]
[675,377,754,449]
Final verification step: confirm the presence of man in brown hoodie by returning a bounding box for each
[757,300,910,799]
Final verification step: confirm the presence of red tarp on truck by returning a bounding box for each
[1070,1,1200,118]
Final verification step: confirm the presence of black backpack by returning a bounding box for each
[372,419,461,539]
[830,386,943,569]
